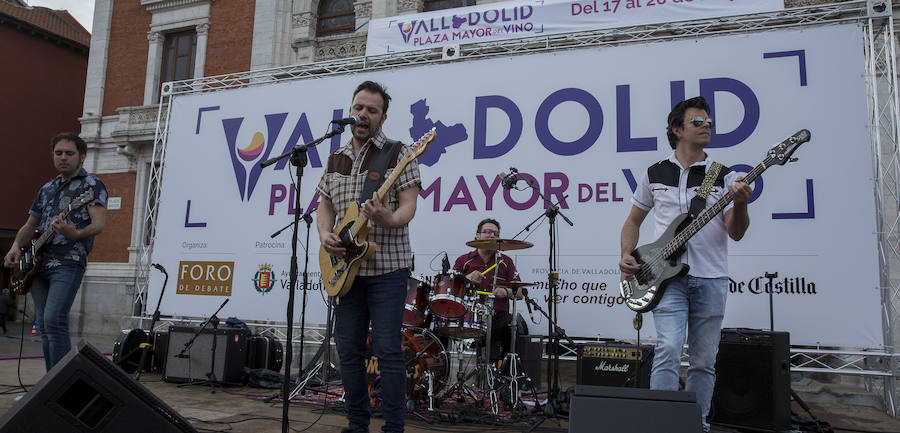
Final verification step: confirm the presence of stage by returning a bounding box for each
[0,325,898,433]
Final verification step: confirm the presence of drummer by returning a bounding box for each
[453,218,524,361]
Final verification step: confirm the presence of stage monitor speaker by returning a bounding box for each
[568,385,701,433]
[710,329,790,432]
[576,341,653,388]
[163,326,249,384]
[0,340,196,433]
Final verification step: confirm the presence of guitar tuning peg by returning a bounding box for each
[789,157,799,163]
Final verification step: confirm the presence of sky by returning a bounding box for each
[26,0,94,33]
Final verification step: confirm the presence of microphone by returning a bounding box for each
[151,263,166,273]
[522,288,534,320]
[331,115,361,126]
[442,252,450,275]
[499,167,519,190]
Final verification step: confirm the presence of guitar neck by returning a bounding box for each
[663,161,768,257]
[32,208,73,252]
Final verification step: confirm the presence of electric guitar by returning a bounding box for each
[320,128,436,297]
[10,188,96,295]
[620,130,811,313]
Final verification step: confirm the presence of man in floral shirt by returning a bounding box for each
[4,133,107,371]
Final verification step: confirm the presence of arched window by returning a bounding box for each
[424,0,476,12]
[317,0,356,37]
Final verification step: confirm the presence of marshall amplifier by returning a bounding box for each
[576,342,654,388]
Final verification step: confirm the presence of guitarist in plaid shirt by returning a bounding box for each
[316,82,421,433]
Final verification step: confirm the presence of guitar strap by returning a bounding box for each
[359,139,400,204]
[688,161,723,219]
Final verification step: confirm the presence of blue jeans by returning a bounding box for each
[29,263,85,371]
[651,275,728,432]
[335,269,408,432]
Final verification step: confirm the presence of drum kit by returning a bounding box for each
[372,237,539,414]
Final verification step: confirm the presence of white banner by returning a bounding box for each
[151,24,882,348]
[366,0,783,56]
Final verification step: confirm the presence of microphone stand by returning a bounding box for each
[134,264,168,381]
[261,124,345,433]
[509,174,573,421]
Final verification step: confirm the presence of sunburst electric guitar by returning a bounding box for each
[320,128,436,297]
[619,129,811,313]
[10,188,96,295]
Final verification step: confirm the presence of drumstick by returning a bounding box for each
[481,260,503,275]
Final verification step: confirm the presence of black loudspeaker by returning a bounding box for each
[0,340,196,433]
[576,341,653,388]
[163,326,249,384]
[152,329,170,373]
[710,329,791,432]
[568,385,701,433]
[247,335,284,372]
[517,335,543,386]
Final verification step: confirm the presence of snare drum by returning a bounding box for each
[403,277,430,327]
[429,272,471,319]
[433,304,488,339]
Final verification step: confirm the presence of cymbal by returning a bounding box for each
[496,281,537,289]
[465,238,533,251]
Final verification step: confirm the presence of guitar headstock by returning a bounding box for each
[403,128,436,163]
[766,129,811,166]
[68,189,96,213]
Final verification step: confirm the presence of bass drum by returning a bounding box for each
[366,327,448,407]
[112,328,149,373]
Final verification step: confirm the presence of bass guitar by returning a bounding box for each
[320,128,436,297]
[10,188,96,294]
[620,129,811,313]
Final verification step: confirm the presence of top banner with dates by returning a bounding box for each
[366,0,783,56]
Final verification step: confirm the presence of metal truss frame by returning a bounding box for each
[135,0,900,412]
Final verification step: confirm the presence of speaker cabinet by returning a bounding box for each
[711,329,790,432]
[576,341,653,388]
[0,340,196,433]
[163,326,249,384]
[518,335,543,386]
[568,385,701,433]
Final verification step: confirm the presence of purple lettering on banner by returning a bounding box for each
[772,179,814,219]
[763,50,807,87]
[622,168,638,193]
[578,184,592,202]
[503,172,539,210]
[700,78,760,149]
[331,109,345,152]
[420,177,441,211]
[616,85,657,152]
[670,81,685,110]
[476,175,502,210]
[196,106,220,134]
[535,88,603,156]
[521,5,533,19]
[222,117,247,200]
[596,182,609,202]
[730,163,762,203]
[474,95,522,159]
[276,113,322,170]
[443,176,477,211]
[246,113,288,200]
[269,184,287,215]
[544,172,570,209]
[288,184,297,215]
[184,200,207,228]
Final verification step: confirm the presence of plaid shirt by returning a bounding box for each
[316,131,422,276]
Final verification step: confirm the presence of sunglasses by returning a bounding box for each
[690,116,714,128]
[479,229,500,236]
